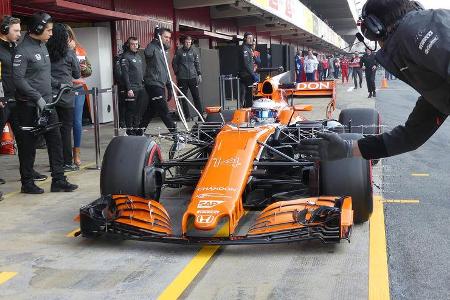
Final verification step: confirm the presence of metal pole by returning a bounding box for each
[236,77,240,109]
[91,87,101,170]
[112,85,119,137]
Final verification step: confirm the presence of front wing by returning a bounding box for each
[79,195,353,245]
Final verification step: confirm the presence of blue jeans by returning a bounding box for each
[73,87,85,147]
[306,72,315,82]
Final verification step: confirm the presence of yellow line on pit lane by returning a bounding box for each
[157,212,248,300]
[66,228,81,237]
[369,196,390,300]
[0,272,17,285]
[411,173,429,177]
[382,199,420,204]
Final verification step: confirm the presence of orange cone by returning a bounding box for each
[381,78,388,88]
[0,122,16,155]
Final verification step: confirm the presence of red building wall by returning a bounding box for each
[0,0,12,16]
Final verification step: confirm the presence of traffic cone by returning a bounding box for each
[0,122,16,155]
[381,78,388,88]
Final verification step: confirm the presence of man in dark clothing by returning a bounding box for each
[361,48,378,97]
[138,28,176,134]
[0,16,48,192]
[239,32,257,108]
[172,35,203,120]
[299,0,449,163]
[120,36,146,136]
[349,52,363,89]
[13,12,77,194]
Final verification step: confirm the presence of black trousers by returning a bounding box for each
[56,106,74,165]
[118,89,127,127]
[365,69,376,93]
[17,102,64,184]
[353,68,363,88]
[178,78,202,119]
[139,85,176,133]
[240,75,254,108]
[125,88,146,135]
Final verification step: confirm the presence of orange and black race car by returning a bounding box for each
[79,75,381,245]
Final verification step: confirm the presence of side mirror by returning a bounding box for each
[205,106,222,114]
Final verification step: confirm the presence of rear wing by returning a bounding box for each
[279,80,336,119]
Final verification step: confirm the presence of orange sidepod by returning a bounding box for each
[182,125,276,235]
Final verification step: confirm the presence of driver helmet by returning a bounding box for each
[251,98,279,123]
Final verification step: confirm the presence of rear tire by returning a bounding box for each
[338,108,380,135]
[100,136,162,200]
[320,133,373,223]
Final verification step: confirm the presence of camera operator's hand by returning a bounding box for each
[298,132,353,161]
[127,90,134,98]
[36,97,47,117]
[0,101,5,109]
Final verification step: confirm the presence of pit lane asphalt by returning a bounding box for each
[0,79,383,299]
[375,80,450,300]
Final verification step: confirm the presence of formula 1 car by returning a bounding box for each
[79,67,381,245]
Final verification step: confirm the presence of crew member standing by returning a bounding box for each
[139,27,176,134]
[350,52,363,89]
[340,56,350,83]
[294,51,303,83]
[361,48,378,98]
[121,36,145,135]
[0,16,22,198]
[172,35,203,121]
[304,50,318,82]
[238,32,257,108]
[13,12,78,194]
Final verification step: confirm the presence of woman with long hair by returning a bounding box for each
[66,25,91,167]
[47,23,81,171]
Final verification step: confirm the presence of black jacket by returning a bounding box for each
[172,46,201,80]
[51,49,81,108]
[239,43,255,78]
[13,34,56,104]
[121,50,144,91]
[144,39,170,88]
[360,52,377,70]
[358,9,449,159]
[0,39,16,100]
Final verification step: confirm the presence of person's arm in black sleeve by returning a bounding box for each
[242,47,254,76]
[358,96,447,159]
[172,49,179,75]
[71,50,81,80]
[194,49,201,76]
[13,50,42,102]
[120,56,131,92]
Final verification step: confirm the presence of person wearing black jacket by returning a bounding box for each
[239,32,257,108]
[0,16,48,191]
[47,23,81,171]
[13,12,78,194]
[172,36,202,120]
[298,0,449,163]
[361,48,378,97]
[138,28,176,134]
[120,37,145,136]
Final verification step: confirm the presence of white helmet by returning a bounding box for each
[251,98,279,123]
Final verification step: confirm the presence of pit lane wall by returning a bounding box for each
[244,0,349,50]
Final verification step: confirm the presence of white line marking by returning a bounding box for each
[347,87,354,92]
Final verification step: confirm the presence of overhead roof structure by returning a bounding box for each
[174,0,349,53]
[299,0,360,45]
